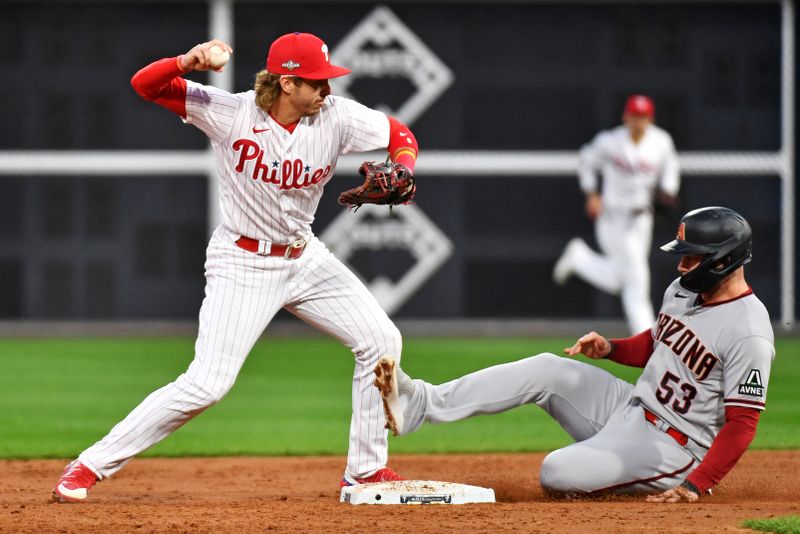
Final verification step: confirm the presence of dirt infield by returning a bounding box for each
[2,451,798,533]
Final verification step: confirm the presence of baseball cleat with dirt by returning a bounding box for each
[52,460,99,503]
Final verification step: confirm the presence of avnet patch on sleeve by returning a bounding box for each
[723,336,774,410]
[737,369,765,397]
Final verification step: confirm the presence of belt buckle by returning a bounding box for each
[655,419,671,433]
[285,237,307,259]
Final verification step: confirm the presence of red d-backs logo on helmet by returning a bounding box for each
[677,222,686,241]
[232,139,331,190]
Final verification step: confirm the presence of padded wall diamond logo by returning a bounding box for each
[330,6,454,125]
[320,205,453,315]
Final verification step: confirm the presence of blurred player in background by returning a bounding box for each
[378,206,772,502]
[553,94,680,334]
[52,32,419,502]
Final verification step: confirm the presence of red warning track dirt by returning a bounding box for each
[2,451,798,533]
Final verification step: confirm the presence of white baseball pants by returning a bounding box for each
[404,353,701,494]
[569,210,655,334]
[79,228,400,480]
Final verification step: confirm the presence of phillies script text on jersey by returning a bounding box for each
[655,312,718,380]
[233,139,332,190]
[611,155,656,175]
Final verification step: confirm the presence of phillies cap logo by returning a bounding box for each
[267,33,351,79]
[281,60,300,71]
[677,222,686,241]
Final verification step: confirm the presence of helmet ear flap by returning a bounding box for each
[716,238,752,274]
[679,235,752,293]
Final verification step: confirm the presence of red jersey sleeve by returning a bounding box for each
[607,329,654,368]
[387,116,419,173]
[130,56,189,118]
[685,406,760,494]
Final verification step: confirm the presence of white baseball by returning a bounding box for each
[209,45,230,68]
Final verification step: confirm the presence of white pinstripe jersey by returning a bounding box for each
[578,125,680,212]
[183,80,390,242]
[633,278,775,448]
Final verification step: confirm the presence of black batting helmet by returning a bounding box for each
[660,206,752,293]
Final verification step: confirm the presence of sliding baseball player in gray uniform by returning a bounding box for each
[376,207,773,501]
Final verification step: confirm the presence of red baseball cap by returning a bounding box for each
[624,94,655,118]
[266,32,351,79]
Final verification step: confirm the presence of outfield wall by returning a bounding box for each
[0,1,793,326]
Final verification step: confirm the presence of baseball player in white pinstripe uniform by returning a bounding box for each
[553,95,680,334]
[53,33,418,502]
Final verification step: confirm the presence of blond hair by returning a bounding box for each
[254,70,300,112]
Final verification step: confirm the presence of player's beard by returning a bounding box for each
[304,99,326,117]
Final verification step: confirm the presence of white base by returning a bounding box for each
[340,480,495,505]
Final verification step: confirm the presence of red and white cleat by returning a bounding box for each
[52,461,99,503]
[340,466,405,488]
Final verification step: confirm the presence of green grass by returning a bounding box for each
[743,515,800,534]
[0,336,797,458]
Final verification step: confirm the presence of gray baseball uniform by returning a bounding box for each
[399,278,774,494]
[633,279,774,448]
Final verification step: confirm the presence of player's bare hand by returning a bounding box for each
[180,39,233,72]
[564,331,611,359]
[585,193,603,220]
[645,485,699,503]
